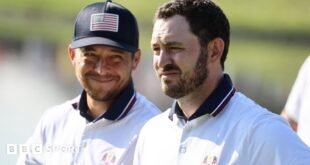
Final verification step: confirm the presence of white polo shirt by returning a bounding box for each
[134,74,310,165]
[285,56,310,146]
[17,82,160,165]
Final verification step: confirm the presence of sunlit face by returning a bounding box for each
[152,15,208,99]
[70,45,140,101]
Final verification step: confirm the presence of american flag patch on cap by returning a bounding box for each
[90,13,119,32]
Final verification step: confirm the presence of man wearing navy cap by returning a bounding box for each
[17,1,160,164]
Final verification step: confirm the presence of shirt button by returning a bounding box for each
[179,146,187,153]
[80,141,87,149]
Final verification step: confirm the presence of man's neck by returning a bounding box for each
[87,95,113,119]
[178,73,223,119]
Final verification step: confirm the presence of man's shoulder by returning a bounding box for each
[224,92,287,132]
[222,93,310,161]
[231,92,296,140]
[46,96,79,112]
[229,92,272,117]
[134,92,161,115]
[139,108,171,130]
[39,96,81,124]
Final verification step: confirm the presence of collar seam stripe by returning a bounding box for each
[116,92,136,120]
[211,87,235,117]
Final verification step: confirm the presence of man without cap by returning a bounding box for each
[17,1,160,164]
[134,0,310,164]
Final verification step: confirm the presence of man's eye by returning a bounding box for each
[113,55,122,59]
[152,47,160,51]
[169,47,184,53]
[152,48,160,56]
[152,47,161,55]
[171,47,182,50]
[110,55,123,62]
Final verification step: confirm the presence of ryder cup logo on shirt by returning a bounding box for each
[90,13,119,32]
[100,152,116,165]
[202,154,218,165]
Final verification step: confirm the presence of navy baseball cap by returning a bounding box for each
[71,0,139,53]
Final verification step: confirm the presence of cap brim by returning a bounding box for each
[71,37,137,53]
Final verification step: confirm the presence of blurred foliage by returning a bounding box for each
[228,38,309,88]
[219,0,310,35]
[0,0,165,45]
[1,0,310,95]
[1,0,310,44]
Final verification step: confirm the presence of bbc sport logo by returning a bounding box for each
[6,143,85,155]
[7,144,43,155]
[7,144,18,155]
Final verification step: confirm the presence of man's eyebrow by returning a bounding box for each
[109,47,128,54]
[80,46,96,53]
[165,41,183,47]
[79,46,128,54]
[152,40,183,47]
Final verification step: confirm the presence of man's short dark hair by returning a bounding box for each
[155,0,230,69]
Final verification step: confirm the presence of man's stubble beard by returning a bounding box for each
[162,50,208,99]
[82,73,122,102]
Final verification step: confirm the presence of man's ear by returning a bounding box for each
[132,49,141,70]
[68,45,76,65]
[207,38,224,63]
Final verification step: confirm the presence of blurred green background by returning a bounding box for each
[1,0,310,164]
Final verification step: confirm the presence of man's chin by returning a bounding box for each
[91,95,114,102]
[86,90,117,102]
[161,86,182,99]
[161,79,175,87]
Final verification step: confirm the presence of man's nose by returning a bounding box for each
[156,49,172,68]
[95,58,111,75]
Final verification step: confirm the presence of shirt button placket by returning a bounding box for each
[179,145,187,154]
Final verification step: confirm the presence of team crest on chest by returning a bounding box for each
[202,154,218,165]
[100,152,116,165]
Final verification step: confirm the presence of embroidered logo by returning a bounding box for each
[202,154,218,165]
[90,13,119,32]
[100,152,116,165]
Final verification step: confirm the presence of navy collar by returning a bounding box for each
[170,74,235,121]
[72,81,136,122]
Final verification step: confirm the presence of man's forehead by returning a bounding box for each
[151,33,173,46]
[152,19,170,39]
[152,20,179,41]
[151,16,193,45]
[153,16,191,34]
[77,45,129,54]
